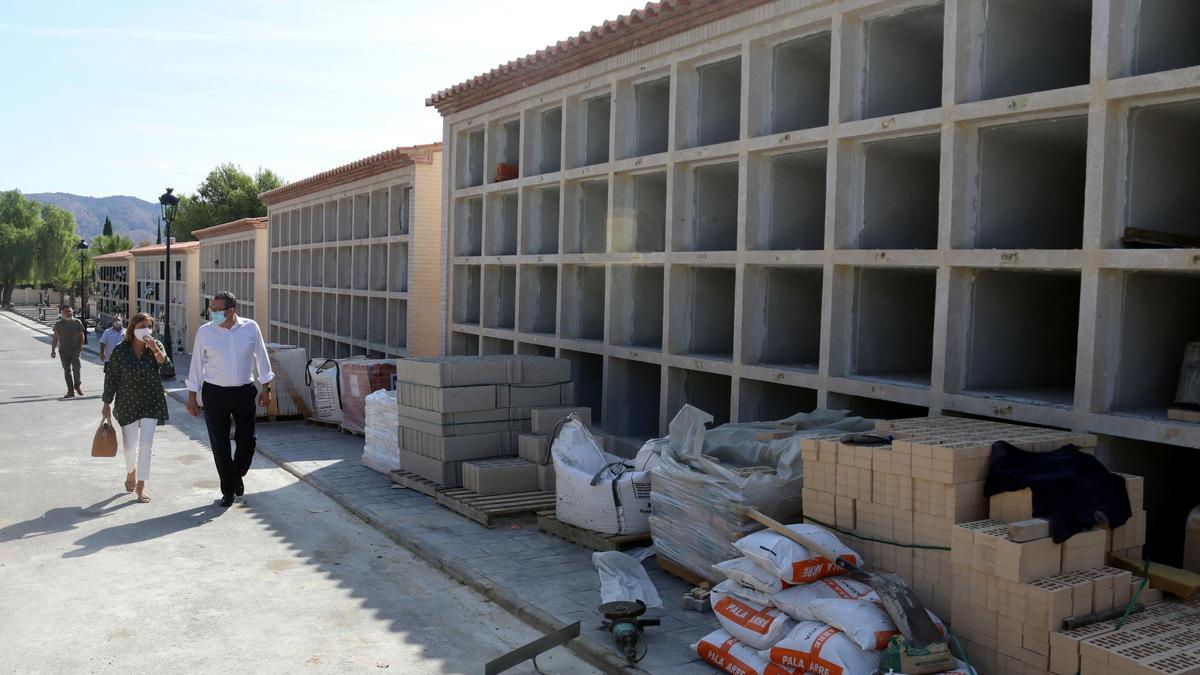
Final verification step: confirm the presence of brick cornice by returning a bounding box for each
[426,0,772,115]
[192,217,268,240]
[129,241,200,257]
[91,251,133,262]
[258,143,442,205]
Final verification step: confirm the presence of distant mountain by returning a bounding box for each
[25,192,160,246]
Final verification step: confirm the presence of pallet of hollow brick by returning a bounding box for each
[393,356,574,487]
[799,415,1100,624]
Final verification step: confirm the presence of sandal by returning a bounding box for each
[124,472,136,492]
[137,493,151,503]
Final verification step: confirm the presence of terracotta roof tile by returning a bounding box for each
[192,217,268,240]
[129,241,200,256]
[426,0,770,115]
[91,250,133,262]
[258,143,441,205]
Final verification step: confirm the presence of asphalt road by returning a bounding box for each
[0,313,597,674]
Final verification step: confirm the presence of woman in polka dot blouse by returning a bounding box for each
[102,312,171,503]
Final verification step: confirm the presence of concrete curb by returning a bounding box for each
[253,439,646,675]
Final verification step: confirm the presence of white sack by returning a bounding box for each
[770,577,878,622]
[733,524,862,584]
[553,415,651,535]
[713,557,794,595]
[693,629,798,675]
[592,550,662,609]
[762,621,881,675]
[807,598,946,652]
[710,580,794,650]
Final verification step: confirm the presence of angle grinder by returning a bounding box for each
[599,599,659,664]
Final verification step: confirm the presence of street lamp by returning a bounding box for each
[76,239,89,323]
[158,187,180,378]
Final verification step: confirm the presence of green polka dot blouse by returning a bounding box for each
[102,338,172,427]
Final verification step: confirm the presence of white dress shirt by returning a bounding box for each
[99,327,125,363]
[185,316,275,392]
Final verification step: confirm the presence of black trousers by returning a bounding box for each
[202,382,257,496]
[59,351,81,390]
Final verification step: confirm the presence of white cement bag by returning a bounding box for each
[693,629,799,675]
[761,621,881,675]
[710,581,794,650]
[807,598,946,651]
[553,415,651,535]
[306,358,343,423]
[714,578,775,608]
[733,524,862,584]
[714,557,794,595]
[593,550,662,608]
[770,577,878,621]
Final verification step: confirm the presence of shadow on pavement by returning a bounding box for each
[0,493,137,543]
[61,501,227,558]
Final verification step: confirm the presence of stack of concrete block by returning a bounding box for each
[462,457,539,495]
[516,406,595,493]
[394,356,573,487]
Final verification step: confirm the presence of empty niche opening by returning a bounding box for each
[863,3,944,119]
[1095,435,1200,566]
[974,117,1086,249]
[312,250,324,288]
[1131,0,1200,76]
[756,150,826,250]
[635,77,671,156]
[743,266,822,370]
[368,297,386,345]
[323,249,337,288]
[493,119,520,181]
[452,332,480,356]
[1111,271,1200,417]
[324,201,338,241]
[826,392,928,419]
[522,187,559,255]
[858,134,940,249]
[771,32,832,134]
[299,250,311,286]
[290,210,301,245]
[458,128,485,188]
[370,188,388,238]
[979,0,1091,101]
[518,342,556,357]
[455,197,483,257]
[388,243,408,293]
[452,266,481,325]
[561,265,605,341]
[1125,101,1200,246]
[299,208,311,245]
[486,192,518,256]
[610,265,664,349]
[369,244,387,292]
[739,380,818,422]
[560,349,603,425]
[482,337,515,355]
[337,247,352,289]
[606,358,661,436]
[614,172,666,253]
[684,163,739,252]
[354,195,370,239]
[851,268,936,385]
[518,265,557,335]
[538,107,562,174]
[668,368,732,425]
[697,57,742,146]
[482,265,516,330]
[391,186,411,236]
[566,181,608,254]
[964,270,1079,405]
[584,96,611,166]
[338,198,353,240]
[388,299,407,348]
[309,294,322,332]
[352,245,369,290]
[311,205,324,243]
[671,266,735,360]
[352,295,368,341]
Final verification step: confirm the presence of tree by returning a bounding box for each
[102,215,113,237]
[172,164,284,241]
[0,190,78,305]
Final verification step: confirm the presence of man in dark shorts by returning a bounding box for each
[50,305,87,398]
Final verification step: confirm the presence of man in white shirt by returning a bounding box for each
[98,316,125,365]
[185,291,275,507]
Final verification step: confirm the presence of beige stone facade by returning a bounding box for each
[193,217,270,325]
[131,242,202,353]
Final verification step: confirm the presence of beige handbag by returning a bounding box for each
[91,418,118,457]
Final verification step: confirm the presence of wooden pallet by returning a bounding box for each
[389,469,443,499]
[656,554,713,589]
[535,511,651,551]
[437,488,556,527]
[305,417,340,430]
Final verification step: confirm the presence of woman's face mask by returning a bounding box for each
[133,327,153,341]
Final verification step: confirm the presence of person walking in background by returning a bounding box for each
[50,305,86,398]
[98,316,125,366]
[101,312,171,503]
[185,291,273,508]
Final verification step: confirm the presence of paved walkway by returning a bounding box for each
[4,308,717,672]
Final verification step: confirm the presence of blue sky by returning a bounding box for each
[0,0,638,199]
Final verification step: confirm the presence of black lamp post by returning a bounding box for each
[76,239,90,322]
[158,188,179,378]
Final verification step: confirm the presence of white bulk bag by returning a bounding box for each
[306,358,343,423]
[552,414,651,535]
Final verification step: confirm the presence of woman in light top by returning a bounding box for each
[101,312,171,503]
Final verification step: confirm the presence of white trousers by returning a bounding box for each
[122,418,156,481]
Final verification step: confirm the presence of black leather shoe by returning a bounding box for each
[220,494,234,507]
[235,478,245,496]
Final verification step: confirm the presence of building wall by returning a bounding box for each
[436,0,1200,457]
[199,227,269,325]
[407,152,444,356]
[134,250,201,353]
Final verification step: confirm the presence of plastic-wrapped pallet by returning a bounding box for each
[650,405,871,584]
[339,359,397,434]
[362,389,399,474]
[255,344,310,419]
[552,414,653,535]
